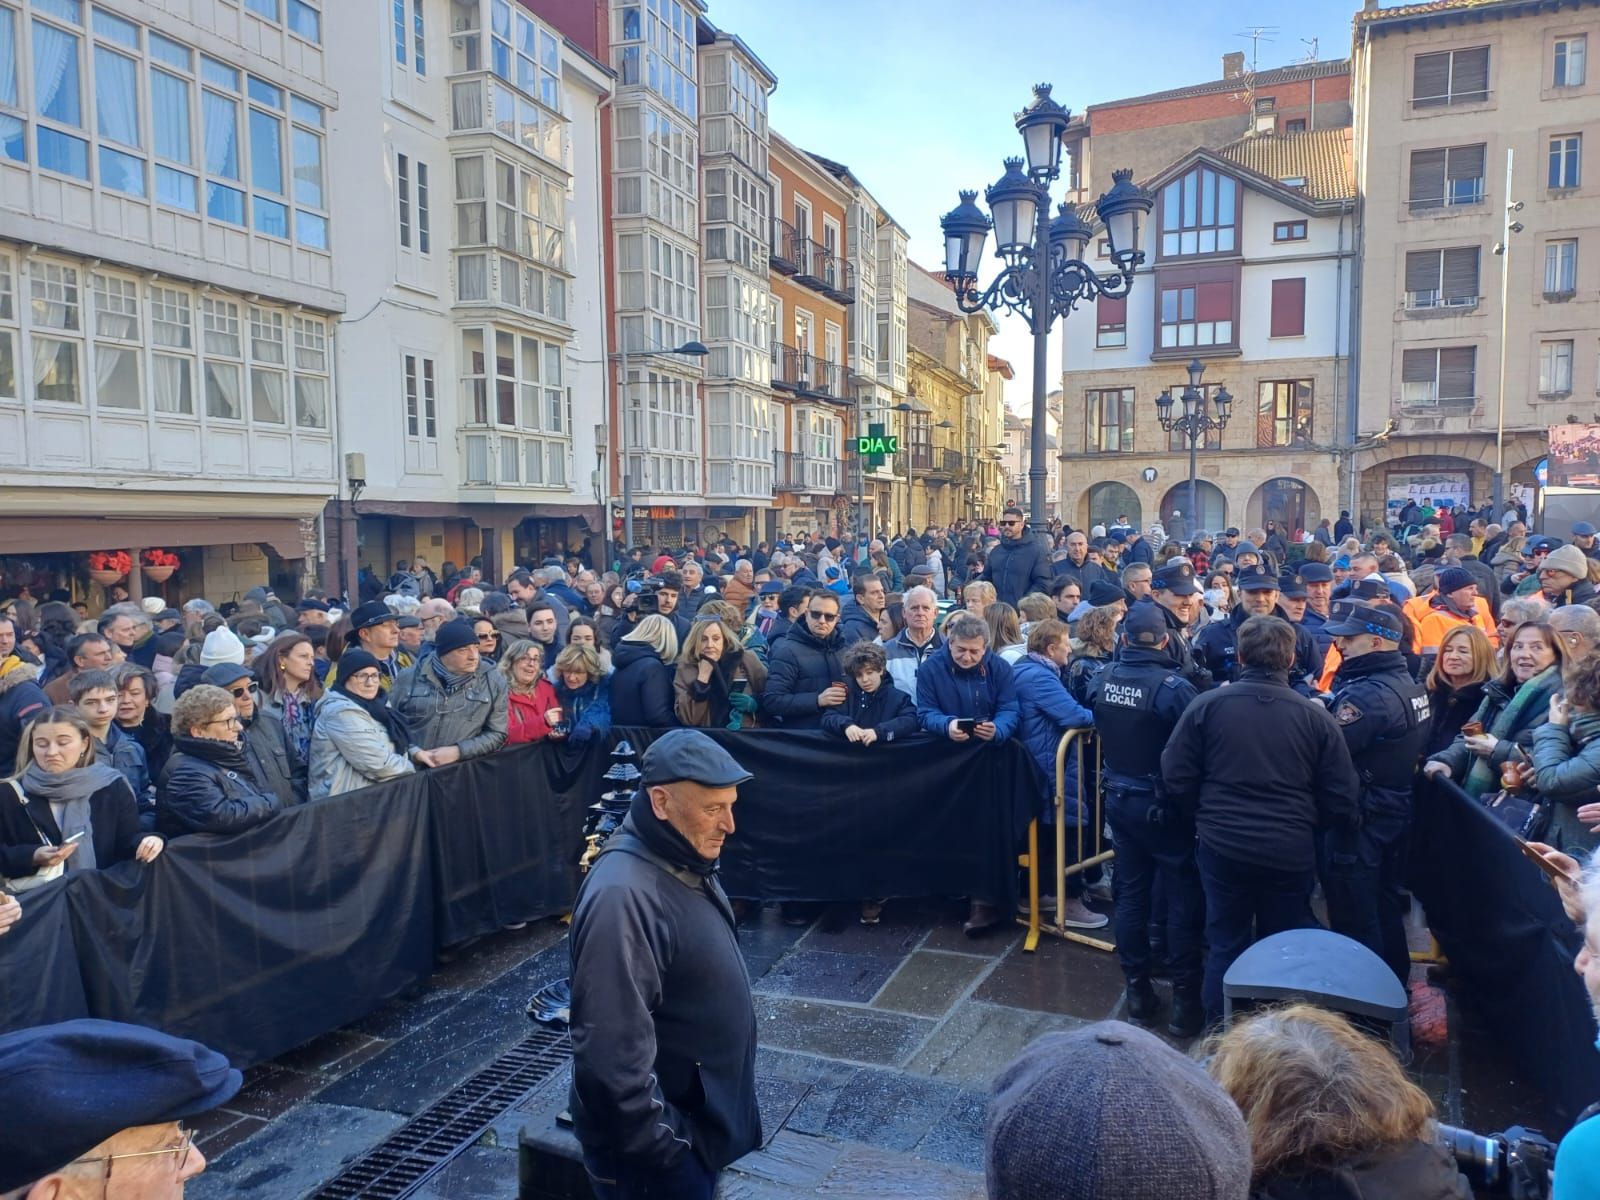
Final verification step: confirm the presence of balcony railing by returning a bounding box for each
[770,218,803,275]
[774,450,838,494]
[908,442,934,472]
[771,344,848,404]
[818,253,856,304]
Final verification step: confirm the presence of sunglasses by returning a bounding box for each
[227,685,251,698]
[807,611,839,622]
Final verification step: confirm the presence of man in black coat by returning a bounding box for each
[1319,603,1431,986]
[1193,565,1324,696]
[758,589,846,730]
[1051,531,1111,593]
[1161,615,1361,1022]
[569,730,759,1200]
[982,507,1051,606]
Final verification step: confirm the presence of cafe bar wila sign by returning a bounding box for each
[855,424,899,467]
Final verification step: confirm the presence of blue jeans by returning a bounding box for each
[583,1148,717,1200]
[1196,841,1319,1022]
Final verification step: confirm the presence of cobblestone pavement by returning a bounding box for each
[188,898,1548,1199]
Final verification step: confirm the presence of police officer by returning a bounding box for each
[1124,559,1211,693]
[1319,601,1432,986]
[1089,603,1204,1037]
[1193,564,1324,696]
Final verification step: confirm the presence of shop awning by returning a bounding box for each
[0,516,311,560]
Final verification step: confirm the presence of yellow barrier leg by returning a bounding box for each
[1022,819,1040,952]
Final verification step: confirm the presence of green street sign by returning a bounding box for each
[856,433,899,457]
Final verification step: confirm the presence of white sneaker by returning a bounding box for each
[1059,899,1109,930]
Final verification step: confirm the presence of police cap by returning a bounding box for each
[1323,602,1404,642]
[1278,571,1307,599]
[1122,602,1168,648]
[1298,562,1334,583]
[1236,565,1280,592]
[1151,560,1200,596]
[640,728,754,789]
[1349,577,1390,601]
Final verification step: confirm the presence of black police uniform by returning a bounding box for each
[1193,587,1324,696]
[1089,629,1203,1034]
[1113,562,1212,694]
[1319,612,1431,986]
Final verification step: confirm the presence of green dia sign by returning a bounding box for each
[855,424,899,466]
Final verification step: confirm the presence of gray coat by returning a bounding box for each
[391,658,509,761]
[243,703,307,807]
[307,690,415,800]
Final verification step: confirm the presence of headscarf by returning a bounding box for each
[17,760,125,872]
[332,649,410,755]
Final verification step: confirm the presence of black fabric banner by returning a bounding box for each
[0,734,1032,1068]
[613,729,1032,907]
[1410,776,1600,1124]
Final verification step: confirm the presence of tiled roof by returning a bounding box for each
[987,354,1015,378]
[1215,127,1355,203]
[1089,59,1349,112]
[1355,0,1540,28]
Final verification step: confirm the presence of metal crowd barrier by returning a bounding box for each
[1020,727,1116,954]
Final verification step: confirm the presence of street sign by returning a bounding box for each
[856,424,898,467]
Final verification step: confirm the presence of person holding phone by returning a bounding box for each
[1,706,161,887]
[674,616,767,731]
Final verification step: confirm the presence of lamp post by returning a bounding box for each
[941,84,1152,535]
[1153,357,1232,534]
[613,339,709,554]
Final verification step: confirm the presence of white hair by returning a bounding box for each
[903,585,937,609]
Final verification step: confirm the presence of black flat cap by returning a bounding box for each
[640,729,754,788]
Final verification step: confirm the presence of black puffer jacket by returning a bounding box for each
[759,621,844,729]
[609,639,677,727]
[158,735,281,837]
[982,534,1052,606]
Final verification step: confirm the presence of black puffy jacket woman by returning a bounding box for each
[608,615,679,727]
[158,684,281,837]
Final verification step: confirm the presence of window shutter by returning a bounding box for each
[1441,247,1480,299]
[1402,349,1437,383]
[1439,347,1477,398]
[1196,279,1232,321]
[1447,144,1485,181]
[1405,250,1441,294]
[1270,278,1306,337]
[1413,51,1451,102]
[1410,149,1447,202]
[1097,294,1126,328]
[1454,47,1489,99]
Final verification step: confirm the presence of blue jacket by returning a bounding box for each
[554,676,612,744]
[821,678,919,743]
[1011,656,1094,793]
[835,599,880,647]
[915,647,1020,743]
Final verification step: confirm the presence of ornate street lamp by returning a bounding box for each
[1154,357,1232,536]
[941,84,1152,533]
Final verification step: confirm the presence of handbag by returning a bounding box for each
[1484,788,1551,842]
[2,781,65,893]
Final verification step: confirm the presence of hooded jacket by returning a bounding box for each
[390,657,508,761]
[915,646,1020,743]
[308,689,417,800]
[760,620,844,730]
[609,639,678,727]
[0,660,49,772]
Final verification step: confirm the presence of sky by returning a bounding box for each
[706,0,1365,417]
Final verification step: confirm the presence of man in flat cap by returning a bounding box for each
[568,729,760,1199]
[0,1018,240,1197]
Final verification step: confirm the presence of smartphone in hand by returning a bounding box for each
[955,718,978,734]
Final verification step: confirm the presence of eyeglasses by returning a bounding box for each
[477,632,499,643]
[347,672,381,685]
[227,686,251,699]
[807,611,839,622]
[205,715,243,730]
[76,1128,193,1181]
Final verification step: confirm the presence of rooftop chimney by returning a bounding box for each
[1222,51,1245,79]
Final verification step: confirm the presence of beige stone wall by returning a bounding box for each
[1058,354,1344,534]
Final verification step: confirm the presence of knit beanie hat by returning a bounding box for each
[985,1022,1251,1200]
[1543,544,1589,580]
[1436,566,1475,596]
[199,627,246,667]
[432,619,478,657]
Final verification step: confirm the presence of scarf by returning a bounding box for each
[1466,664,1564,797]
[1026,650,1067,684]
[433,660,477,696]
[280,692,314,764]
[332,650,411,755]
[1430,592,1476,621]
[18,761,124,872]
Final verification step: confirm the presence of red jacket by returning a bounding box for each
[507,679,560,744]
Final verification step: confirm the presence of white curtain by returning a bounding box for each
[150,70,190,164]
[451,81,482,131]
[31,21,77,126]
[202,90,237,179]
[205,361,240,419]
[94,47,139,147]
[95,344,139,409]
[32,337,78,404]
[0,10,18,109]
[152,354,191,414]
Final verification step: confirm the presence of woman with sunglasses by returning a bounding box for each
[0,706,161,886]
[308,649,417,799]
[472,618,503,665]
[156,685,282,837]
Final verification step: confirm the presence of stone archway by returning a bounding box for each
[1246,477,1322,537]
[1159,480,1226,539]
[1082,481,1141,531]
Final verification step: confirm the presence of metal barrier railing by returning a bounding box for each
[1020,727,1116,954]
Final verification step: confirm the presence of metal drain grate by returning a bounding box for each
[309,1029,571,1199]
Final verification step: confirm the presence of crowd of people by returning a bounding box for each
[7,499,1600,1198]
